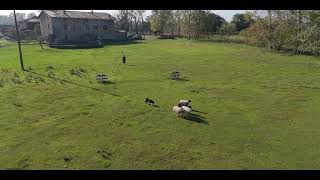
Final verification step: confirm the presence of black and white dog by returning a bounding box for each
[145,98,155,105]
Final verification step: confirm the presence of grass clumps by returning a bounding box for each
[24,73,46,83]
[11,72,23,84]
[25,73,33,83]
[102,160,111,168]
[47,70,55,78]
[70,67,87,77]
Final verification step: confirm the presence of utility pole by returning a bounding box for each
[13,10,25,70]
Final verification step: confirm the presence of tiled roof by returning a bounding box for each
[41,10,115,20]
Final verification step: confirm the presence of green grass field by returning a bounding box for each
[1,39,320,169]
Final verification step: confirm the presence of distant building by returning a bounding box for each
[38,10,127,44]
[18,16,40,31]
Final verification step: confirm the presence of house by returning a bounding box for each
[38,10,127,44]
[18,16,40,31]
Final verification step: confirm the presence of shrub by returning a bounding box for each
[25,73,34,83]
[297,25,320,55]
[243,19,269,47]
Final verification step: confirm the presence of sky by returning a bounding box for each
[0,10,246,22]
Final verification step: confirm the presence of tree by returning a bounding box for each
[9,12,26,21]
[297,24,320,55]
[241,19,269,47]
[27,13,37,18]
[182,10,192,40]
[204,13,226,34]
[137,10,146,35]
[150,10,160,34]
[127,10,135,34]
[173,10,183,37]
[231,13,254,32]
[0,15,14,25]
[219,22,236,41]
[116,10,130,32]
[142,16,151,36]
[158,10,173,34]
[190,10,207,40]
[150,10,173,35]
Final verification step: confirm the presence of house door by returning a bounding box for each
[65,34,68,41]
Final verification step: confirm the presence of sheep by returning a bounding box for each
[172,106,183,117]
[181,106,192,119]
[181,106,192,113]
[179,100,191,106]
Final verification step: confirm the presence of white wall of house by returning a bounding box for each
[39,12,126,43]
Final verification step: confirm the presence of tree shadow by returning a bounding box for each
[197,39,246,45]
[102,40,144,46]
[184,113,209,125]
[24,70,120,97]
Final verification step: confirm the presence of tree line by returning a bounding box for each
[115,10,253,40]
[0,12,37,25]
[241,10,320,55]
[115,10,320,55]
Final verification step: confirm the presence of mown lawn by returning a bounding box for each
[1,39,320,169]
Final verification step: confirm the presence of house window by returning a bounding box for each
[103,25,108,31]
[93,25,98,30]
[64,24,71,31]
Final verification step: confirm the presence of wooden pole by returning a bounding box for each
[13,10,25,70]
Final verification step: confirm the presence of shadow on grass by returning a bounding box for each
[100,81,116,85]
[145,103,160,108]
[169,78,190,81]
[197,39,247,45]
[25,70,120,97]
[177,78,190,81]
[184,113,209,125]
[192,109,207,114]
[102,40,144,46]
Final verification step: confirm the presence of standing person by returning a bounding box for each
[122,49,126,64]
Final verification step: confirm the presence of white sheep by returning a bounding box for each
[179,100,191,106]
[181,106,192,119]
[182,106,192,113]
[172,106,183,117]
